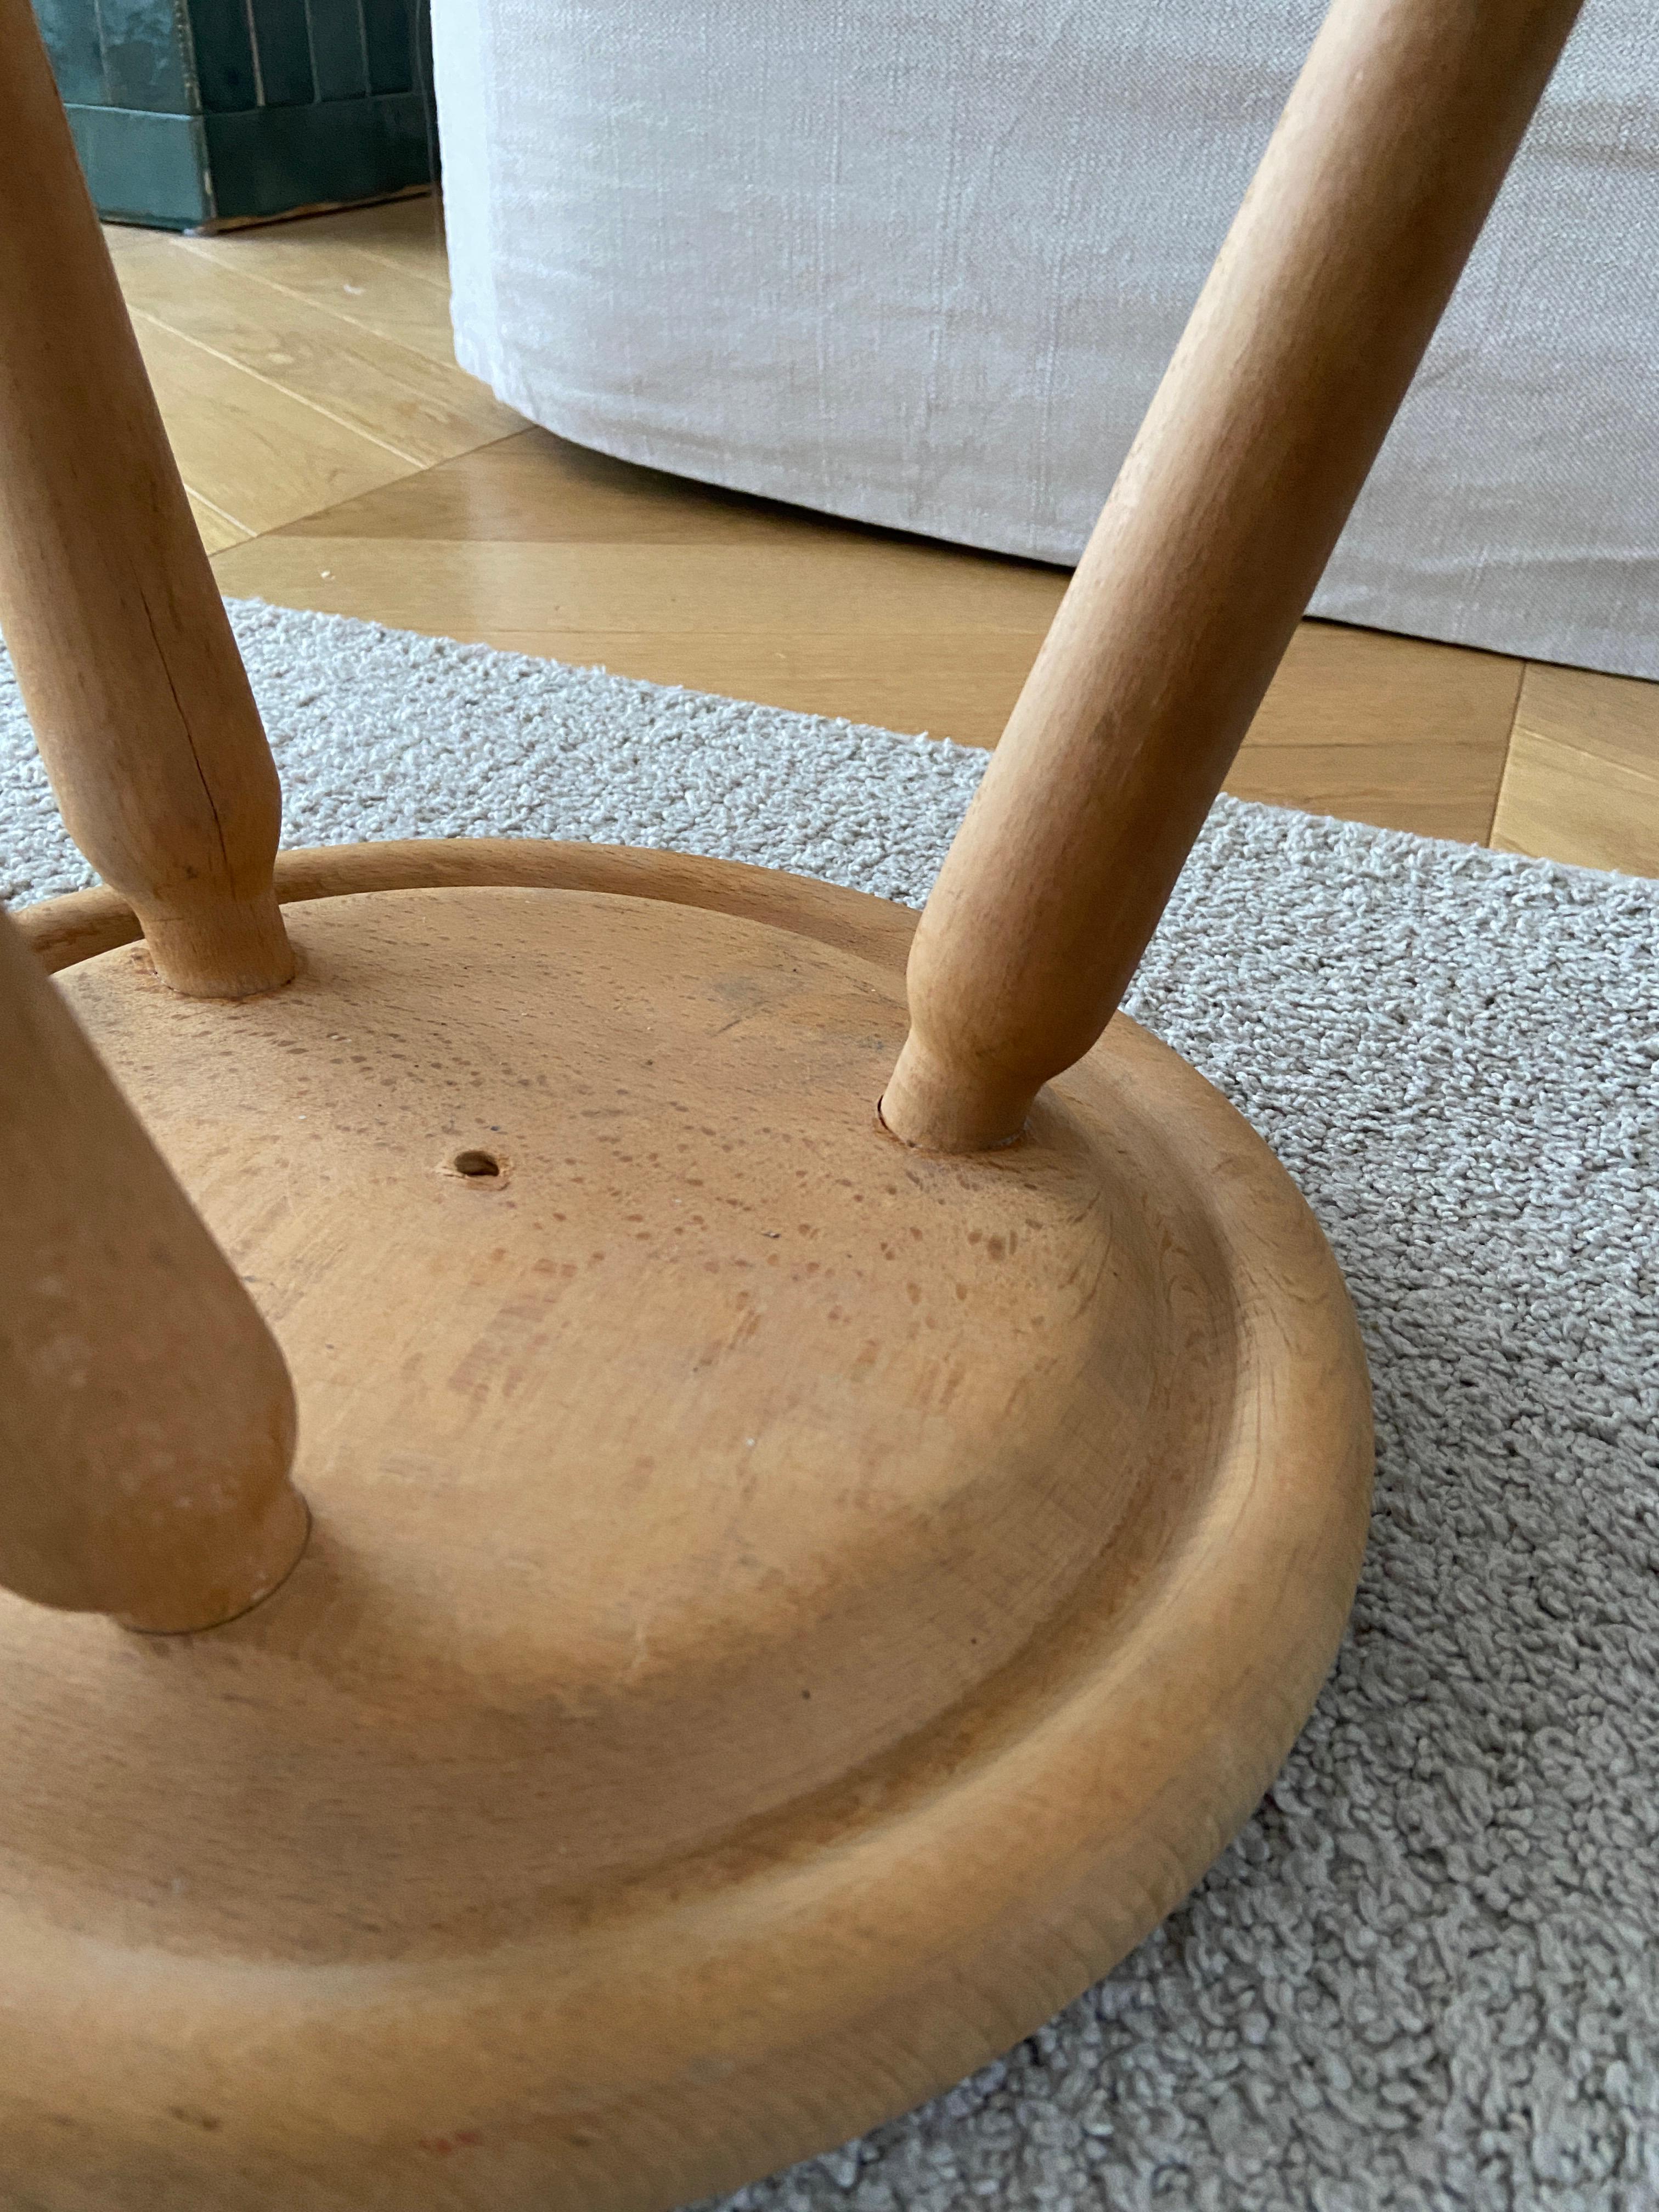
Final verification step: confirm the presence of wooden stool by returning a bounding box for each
[0,2,1579,2205]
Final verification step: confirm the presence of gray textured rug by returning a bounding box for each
[4,603,1657,2210]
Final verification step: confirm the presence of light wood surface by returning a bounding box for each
[5,852,1370,2207]
[129,313,420,531]
[0,905,307,1630]
[1492,661,1659,876]
[211,430,1523,841]
[275,194,453,281]
[15,836,923,974]
[187,492,254,555]
[116,234,521,469]
[179,221,472,370]
[94,204,1655,872]
[104,194,509,543]
[0,0,293,996]
[883,0,1585,1152]
[1232,620,1523,845]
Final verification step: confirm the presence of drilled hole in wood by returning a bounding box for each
[452,1149,501,1180]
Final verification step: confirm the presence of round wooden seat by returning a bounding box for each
[4,848,1367,2206]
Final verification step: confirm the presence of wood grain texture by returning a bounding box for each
[101,176,1657,873]
[209,429,1525,836]
[882,0,1585,1151]
[3,857,1370,2208]
[113,237,522,469]
[187,492,254,554]
[1491,661,1659,874]
[1238,622,1522,844]
[213,531,1069,640]
[178,228,493,371]
[0,905,307,1630]
[16,836,925,973]
[0,0,295,996]
[275,192,451,283]
[129,312,419,533]
[276,426,896,543]
[212,518,1069,747]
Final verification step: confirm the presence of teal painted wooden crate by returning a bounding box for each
[32,0,435,229]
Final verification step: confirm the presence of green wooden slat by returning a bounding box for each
[204,87,429,219]
[97,0,195,111]
[358,0,413,96]
[306,0,369,102]
[64,103,212,227]
[36,0,108,106]
[189,0,259,112]
[246,0,316,105]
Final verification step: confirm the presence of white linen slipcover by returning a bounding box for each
[433,0,1659,680]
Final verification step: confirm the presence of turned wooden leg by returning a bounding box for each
[0,0,293,999]
[882,0,1584,1153]
[0,906,307,1630]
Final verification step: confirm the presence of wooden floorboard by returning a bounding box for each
[216,428,1520,840]
[186,492,253,555]
[280,427,861,544]
[115,238,521,470]
[265,195,451,285]
[176,232,481,371]
[128,312,419,535]
[98,199,1659,876]
[1233,624,1522,845]
[1492,664,1659,876]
